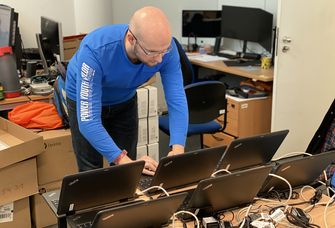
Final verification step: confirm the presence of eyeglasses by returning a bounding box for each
[128,29,172,57]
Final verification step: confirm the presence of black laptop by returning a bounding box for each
[82,192,188,228]
[259,150,335,193]
[139,146,226,192]
[43,160,145,216]
[180,165,273,217]
[216,130,289,172]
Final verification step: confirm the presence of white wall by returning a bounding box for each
[3,0,277,50]
[2,0,114,48]
[1,0,76,47]
[111,0,220,42]
[73,0,113,34]
[111,0,277,52]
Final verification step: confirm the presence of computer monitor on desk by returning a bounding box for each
[36,16,64,78]
[182,10,222,52]
[220,5,274,66]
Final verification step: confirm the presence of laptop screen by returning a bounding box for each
[56,160,144,215]
[91,192,187,228]
[217,130,289,171]
[260,150,335,192]
[146,146,226,191]
[188,165,273,213]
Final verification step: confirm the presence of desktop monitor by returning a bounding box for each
[36,16,64,75]
[182,10,221,38]
[40,16,64,63]
[221,5,273,53]
[0,4,14,47]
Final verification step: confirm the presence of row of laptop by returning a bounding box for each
[43,129,335,227]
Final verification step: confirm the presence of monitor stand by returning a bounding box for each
[35,33,49,75]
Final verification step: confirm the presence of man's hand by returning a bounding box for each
[138,155,158,176]
[167,144,184,157]
[117,154,133,165]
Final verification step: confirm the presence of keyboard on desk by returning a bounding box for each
[224,59,261,67]
[216,52,239,59]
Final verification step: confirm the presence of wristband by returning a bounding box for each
[113,150,128,165]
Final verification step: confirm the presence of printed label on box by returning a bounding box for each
[0,202,13,223]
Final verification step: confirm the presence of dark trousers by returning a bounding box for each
[67,95,138,172]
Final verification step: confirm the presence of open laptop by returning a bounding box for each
[259,150,335,193]
[73,192,187,228]
[139,146,226,193]
[43,160,145,216]
[216,130,289,172]
[179,165,273,218]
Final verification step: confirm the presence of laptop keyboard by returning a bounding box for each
[76,221,92,228]
[139,175,153,190]
[51,199,59,208]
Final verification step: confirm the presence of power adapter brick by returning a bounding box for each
[202,217,219,228]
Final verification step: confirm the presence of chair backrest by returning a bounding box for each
[173,37,194,86]
[185,80,227,124]
[173,37,227,127]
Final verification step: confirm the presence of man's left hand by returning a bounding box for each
[167,144,184,157]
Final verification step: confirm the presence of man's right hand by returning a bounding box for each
[138,156,158,176]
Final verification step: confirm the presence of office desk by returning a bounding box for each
[189,58,274,144]
[189,58,274,82]
[178,189,335,228]
[0,94,53,111]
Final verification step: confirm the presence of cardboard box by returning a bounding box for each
[137,118,148,146]
[147,143,159,162]
[0,197,31,228]
[146,86,158,117]
[137,87,148,118]
[0,117,44,169]
[36,129,78,186]
[136,145,147,159]
[148,116,159,144]
[0,158,38,206]
[63,34,86,61]
[31,181,62,228]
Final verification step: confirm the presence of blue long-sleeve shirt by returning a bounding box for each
[65,24,188,163]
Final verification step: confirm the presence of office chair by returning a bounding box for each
[159,38,227,149]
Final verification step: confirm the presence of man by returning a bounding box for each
[65,6,188,175]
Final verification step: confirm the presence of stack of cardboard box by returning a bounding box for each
[0,117,44,228]
[31,129,77,227]
[136,85,159,161]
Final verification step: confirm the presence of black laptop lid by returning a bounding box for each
[260,150,335,192]
[217,130,289,171]
[188,165,273,213]
[57,160,145,215]
[150,146,226,190]
[91,192,187,228]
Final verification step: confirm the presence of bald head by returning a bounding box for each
[129,6,172,50]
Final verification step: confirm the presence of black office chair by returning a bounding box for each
[159,38,227,148]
